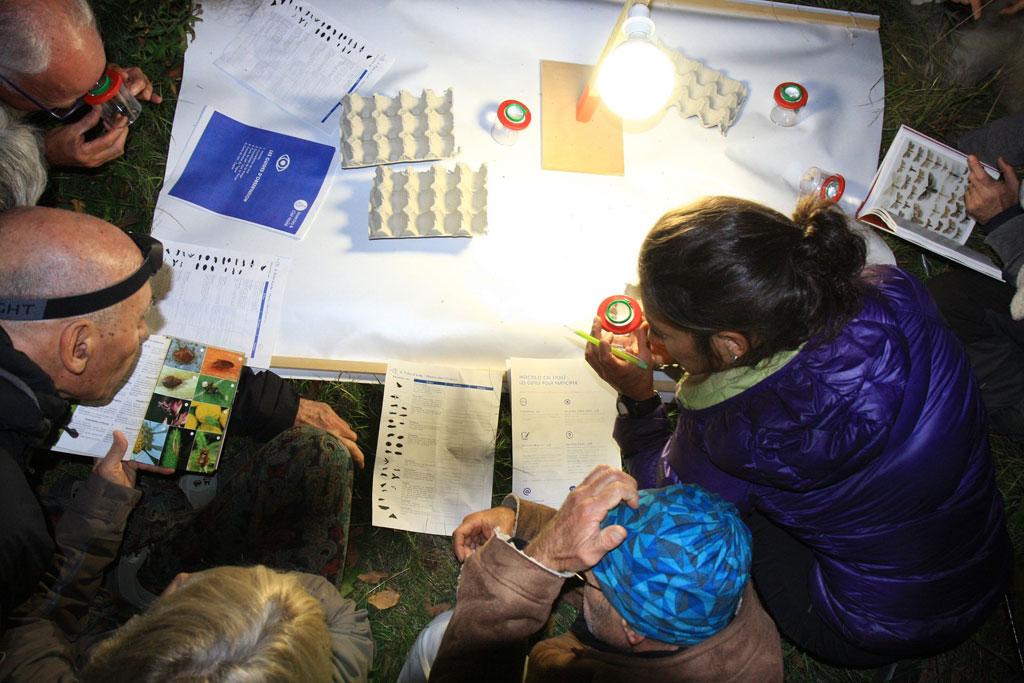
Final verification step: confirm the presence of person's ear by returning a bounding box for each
[620,618,646,647]
[710,331,750,365]
[58,319,98,376]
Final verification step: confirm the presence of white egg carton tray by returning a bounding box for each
[340,89,456,168]
[368,163,487,239]
[668,51,747,134]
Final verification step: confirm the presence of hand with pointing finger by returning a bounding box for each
[93,431,174,489]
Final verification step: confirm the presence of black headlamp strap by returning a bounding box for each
[0,234,163,321]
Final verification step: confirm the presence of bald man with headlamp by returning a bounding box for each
[0,207,364,633]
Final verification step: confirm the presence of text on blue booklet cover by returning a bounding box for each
[169,111,334,237]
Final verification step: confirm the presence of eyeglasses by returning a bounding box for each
[0,232,163,321]
[574,572,602,591]
[0,67,105,122]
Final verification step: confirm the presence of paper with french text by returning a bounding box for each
[510,358,622,508]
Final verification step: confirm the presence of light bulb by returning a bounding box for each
[595,37,676,120]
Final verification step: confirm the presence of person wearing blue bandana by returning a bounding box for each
[590,484,752,649]
[402,465,782,683]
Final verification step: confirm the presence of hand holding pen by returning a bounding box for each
[567,326,648,369]
[581,316,656,400]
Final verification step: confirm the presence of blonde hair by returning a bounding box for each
[81,565,333,682]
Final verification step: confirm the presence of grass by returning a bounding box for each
[42,0,1024,680]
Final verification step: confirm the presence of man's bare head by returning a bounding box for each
[0,206,141,298]
[0,0,105,111]
[0,206,152,403]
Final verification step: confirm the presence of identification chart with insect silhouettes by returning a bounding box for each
[371,360,503,536]
[151,239,290,369]
[54,337,244,475]
[857,125,1003,280]
[214,0,393,131]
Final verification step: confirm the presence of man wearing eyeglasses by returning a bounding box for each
[0,207,364,636]
[398,465,783,683]
[0,0,161,169]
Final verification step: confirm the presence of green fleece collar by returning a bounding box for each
[678,346,802,410]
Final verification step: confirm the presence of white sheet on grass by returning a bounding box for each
[154,0,889,375]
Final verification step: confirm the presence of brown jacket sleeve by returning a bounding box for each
[0,474,140,682]
[504,495,557,541]
[429,534,567,683]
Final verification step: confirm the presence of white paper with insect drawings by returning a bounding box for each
[149,240,291,369]
[869,126,999,246]
[371,360,503,536]
[214,0,393,132]
[880,134,972,244]
[509,358,622,508]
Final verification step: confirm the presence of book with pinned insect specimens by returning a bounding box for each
[856,125,1003,280]
[53,336,244,474]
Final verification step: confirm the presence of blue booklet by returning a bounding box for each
[168,109,336,238]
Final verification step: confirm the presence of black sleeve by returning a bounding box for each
[0,448,53,628]
[230,368,300,442]
[956,113,1024,167]
[976,204,1024,235]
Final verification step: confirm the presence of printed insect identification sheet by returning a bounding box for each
[149,239,290,369]
[371,361,503,536]
[509,358,622,507]
[54,337,244,474]
[857,125,1003,279]
[215,0,393,130]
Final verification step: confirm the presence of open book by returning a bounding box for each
[54,336,244,474]
[856,125,1003,281]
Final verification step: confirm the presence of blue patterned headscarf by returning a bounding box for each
[591,484,751,646]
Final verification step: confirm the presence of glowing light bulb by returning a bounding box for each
[596,38,676,120]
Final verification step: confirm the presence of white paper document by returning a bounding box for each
[510,358,622,507]
[371,361,504,536]
[215,0,393,130]
[54,336,172,459]
[151,240,290,368]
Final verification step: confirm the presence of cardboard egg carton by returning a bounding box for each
[340,89,456,168]
[369,163,487,239]
[667,51,747,134]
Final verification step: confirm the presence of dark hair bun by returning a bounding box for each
[791,196,866,287]
[638,196,868,368]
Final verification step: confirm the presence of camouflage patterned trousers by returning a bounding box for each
[123,425,354,590]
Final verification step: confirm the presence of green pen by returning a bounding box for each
[567,327,649,369]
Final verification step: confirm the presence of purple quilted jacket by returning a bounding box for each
[614,266,1011,655]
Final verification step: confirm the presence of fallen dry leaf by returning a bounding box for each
[367,588,401,610]
[70,199,86,213]
[426,601,452,618]
[357,570,389,585]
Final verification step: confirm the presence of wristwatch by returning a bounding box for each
[616,392,662,418]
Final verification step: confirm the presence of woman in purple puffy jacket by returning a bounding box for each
[586,196,1011,667]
